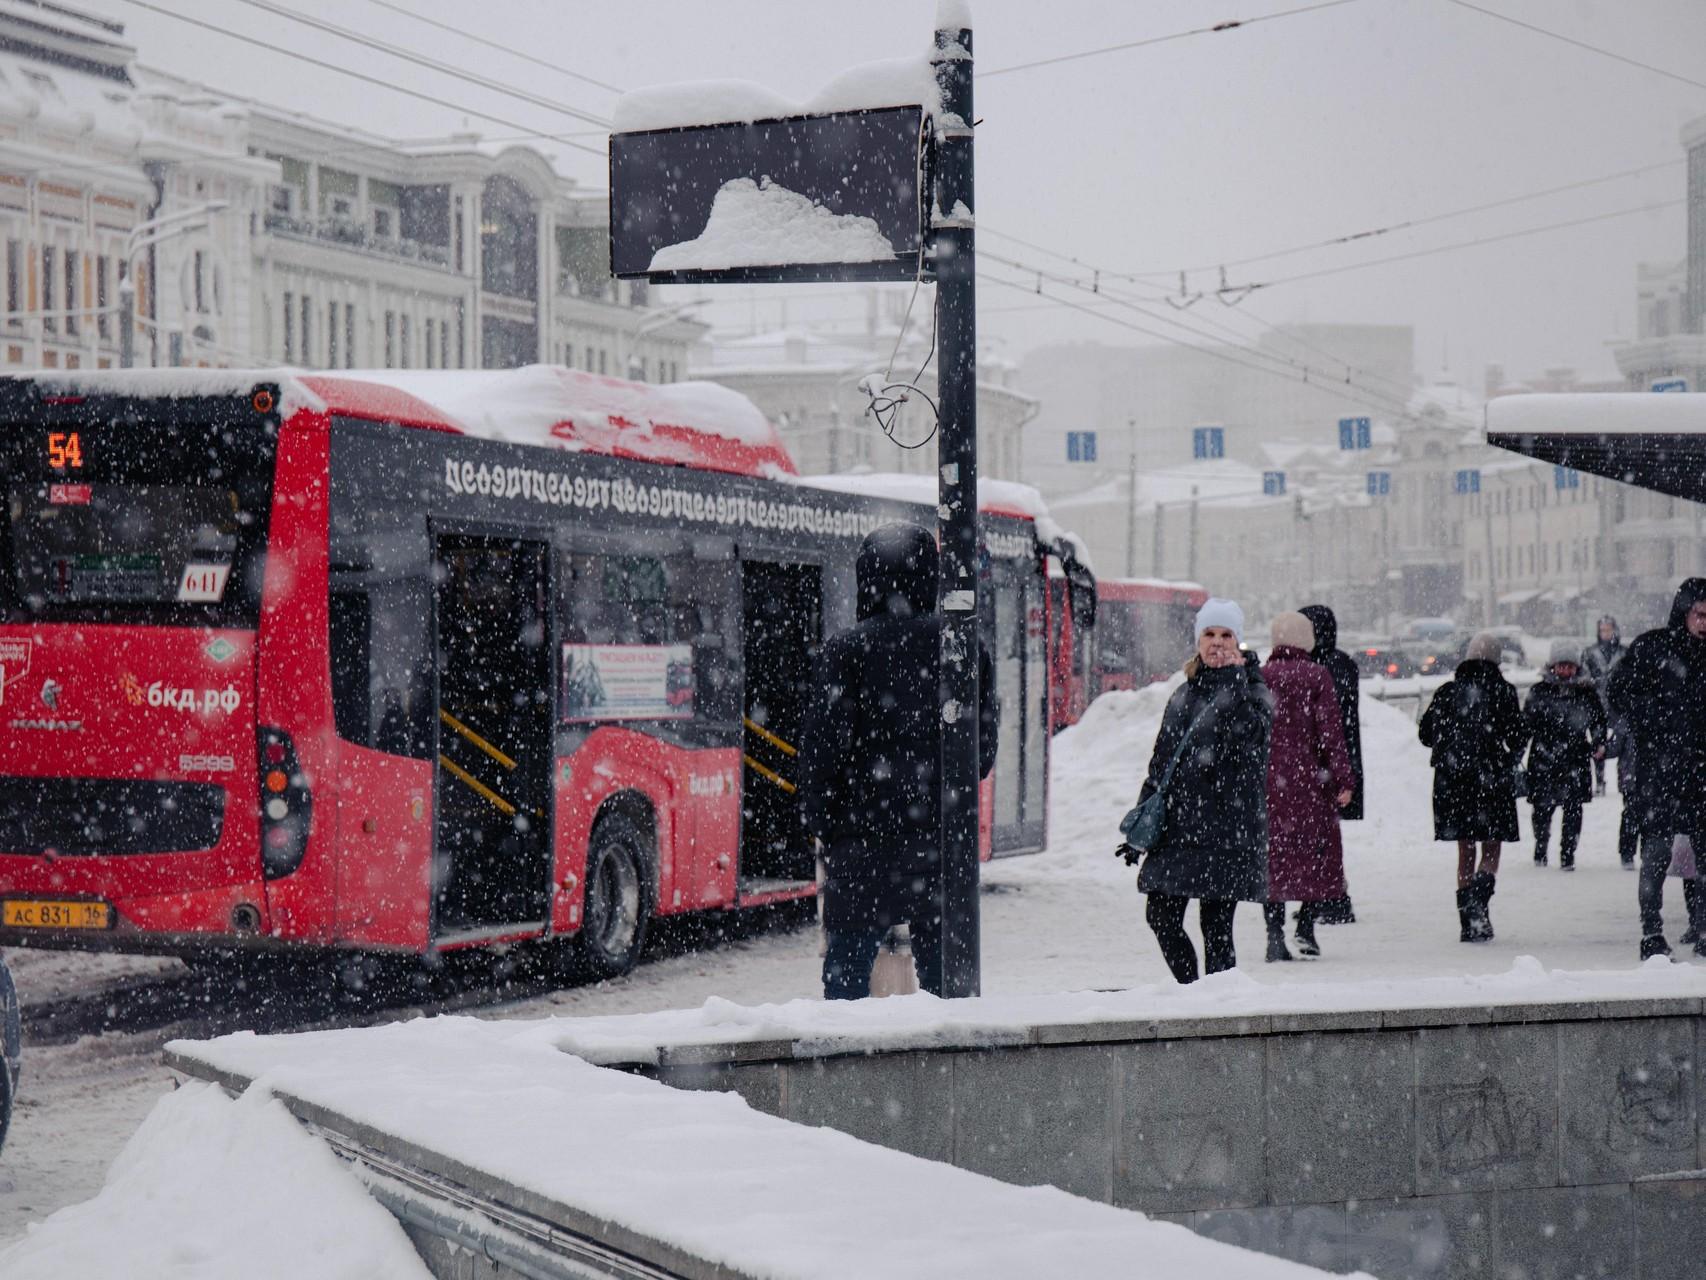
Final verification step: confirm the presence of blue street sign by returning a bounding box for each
[1263,470,1286,496]
[1454,469,1481,495]
[1338,416,1371,450]
[1366,471,1391,497]
[1652,377,1689,393]
[1066,431,1097,462]
[1192,426,1225,459]
[1554,465,1580,490]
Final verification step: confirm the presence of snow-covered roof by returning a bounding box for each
[797,471,1070,544]
[614,54,942,133]
[1486,390,1706,502]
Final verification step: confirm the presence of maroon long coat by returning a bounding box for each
[1264,646,1356,902]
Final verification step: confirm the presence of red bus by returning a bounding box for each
[0,368,1087,976]
[1090,577,1208,696]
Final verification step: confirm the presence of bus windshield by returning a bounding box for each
[0,416,275,626]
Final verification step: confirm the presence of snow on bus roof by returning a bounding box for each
[614,53,943,133]
[15,366,797,480]
[1485,391,1706,438]
[1100,576,1208,597]
[796,472,1072,545]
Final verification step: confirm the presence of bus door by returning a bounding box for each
[986,556,1049,855]
[738,560,821,895]
[430,533,553,938]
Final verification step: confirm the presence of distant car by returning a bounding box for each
[0,951,17,1155]
[1396,618,1469,677]
[1354,645,1416,679]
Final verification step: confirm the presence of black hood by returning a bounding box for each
[1667,579,1706,632]
[856,522,938,621]
[1300,603,1338,655]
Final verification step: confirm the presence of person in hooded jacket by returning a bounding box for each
[1300,603,1364,925]
[1125,598,1273,984]
[800,522,999,1000]
[1262,612,1355,962]
[1418,633,1525,942]
[1581,617,1624,796]
[1606,579,1706,960]
[1521,642,1606,871]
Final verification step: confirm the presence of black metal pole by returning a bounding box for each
[932,16,979,998]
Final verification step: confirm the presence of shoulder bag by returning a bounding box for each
[1119,703,1212,853]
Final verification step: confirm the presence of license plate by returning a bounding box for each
[2,899,112,929]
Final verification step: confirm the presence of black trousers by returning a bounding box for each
[1637,833,1706,938]
[1619,807,1639,865]
[1533,801,1583,865]
[1145,893,1238,984]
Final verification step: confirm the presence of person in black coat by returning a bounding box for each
[1300,603,1363,925]
[1127,597,1273,984]
[1521,642,1606,871]
[1581,616,1624,796]
[799,522,999,999]
[1606,579,1706,960]
[1418,635,1525,943]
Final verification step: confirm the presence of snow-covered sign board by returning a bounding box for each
[609,106,927,284]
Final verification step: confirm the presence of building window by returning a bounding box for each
[598,348,606,375]
[5,239,18,325]
[328,300,340,367]
[424,317,435,369]
[63,251,76,336]
[384,310,395,367]
[440,320,448,370]
[300,294,312,366]
[345,303,355,367]
[283,291,294,362]
[40,246,54,334]
[399,314,410,369]
[96,254,109,339]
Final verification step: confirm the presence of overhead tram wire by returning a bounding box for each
[1444,0,1706,95]
[223,0,613,131]
[116,0,608,159]
[361,0,625,97]
[979,0,1362,79]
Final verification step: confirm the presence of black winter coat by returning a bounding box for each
[1522,677,1607,808]
[1606,579,1706,837]
[1301,604,1364,821]
[799,526,1000,932]
[1418,659,1524,842]
[1134,656,1273,903]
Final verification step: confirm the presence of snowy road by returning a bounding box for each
[0,687,1682,1247]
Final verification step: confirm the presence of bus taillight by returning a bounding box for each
[256,727,312,880]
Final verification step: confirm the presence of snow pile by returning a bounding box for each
[1487,391,1706,440]
[797,471,1071,543]
[649,178,896,272]
[168,1020,1336,1280]
[23,368,326,421]
[0,1083,428,1280]
[615,55,941,132]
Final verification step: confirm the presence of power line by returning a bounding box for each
[1257,197,1685,287]
[361,0,625,97]
[225,0,613,131]
[116,0,608,160]
[1444,0,1706,95]
[980,0,1362,79]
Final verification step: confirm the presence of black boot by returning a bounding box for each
[1641,933,1673,961]
[1311,894,1356,925]
[1469,872,1496,942]
[1456,886,1476,943]
[1682,880,1701,947]
[1295,904,1321,958]
[1264,902,1293,963]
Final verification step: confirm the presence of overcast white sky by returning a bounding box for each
[89,0,1706,389]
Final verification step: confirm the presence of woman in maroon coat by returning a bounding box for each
[1263,612,1355,961]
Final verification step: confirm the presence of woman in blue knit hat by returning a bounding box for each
[1120,598,1273,983]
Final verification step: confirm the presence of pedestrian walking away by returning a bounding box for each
[1607,578,1706,960]
[1118,597,1273,984]
[1262,612,1355,962]
[800,522,1000,999]
[1581,616,1624,796]
[1418,633,1525,943]
[1300,602,1364,925]
[1521,642,1606,872]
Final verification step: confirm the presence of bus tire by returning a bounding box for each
[578,812,653,979]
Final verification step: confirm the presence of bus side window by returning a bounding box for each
[330,579,432,758]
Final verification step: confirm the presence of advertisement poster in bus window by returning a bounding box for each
[562,643,694,721]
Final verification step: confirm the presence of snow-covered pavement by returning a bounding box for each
[0,684,1689,1257]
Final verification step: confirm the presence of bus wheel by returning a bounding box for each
[579,813,653,979]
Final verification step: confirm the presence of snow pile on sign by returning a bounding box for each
[614,54,941,132]
[169,1020,1336,1280]
[649,177,896,271]
[0,1083,428,1280]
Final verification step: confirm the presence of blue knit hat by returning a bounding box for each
[1194,597,1244,644]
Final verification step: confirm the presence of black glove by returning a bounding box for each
[1115,842,1143,866]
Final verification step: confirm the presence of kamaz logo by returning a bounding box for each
[39,678,60,711]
